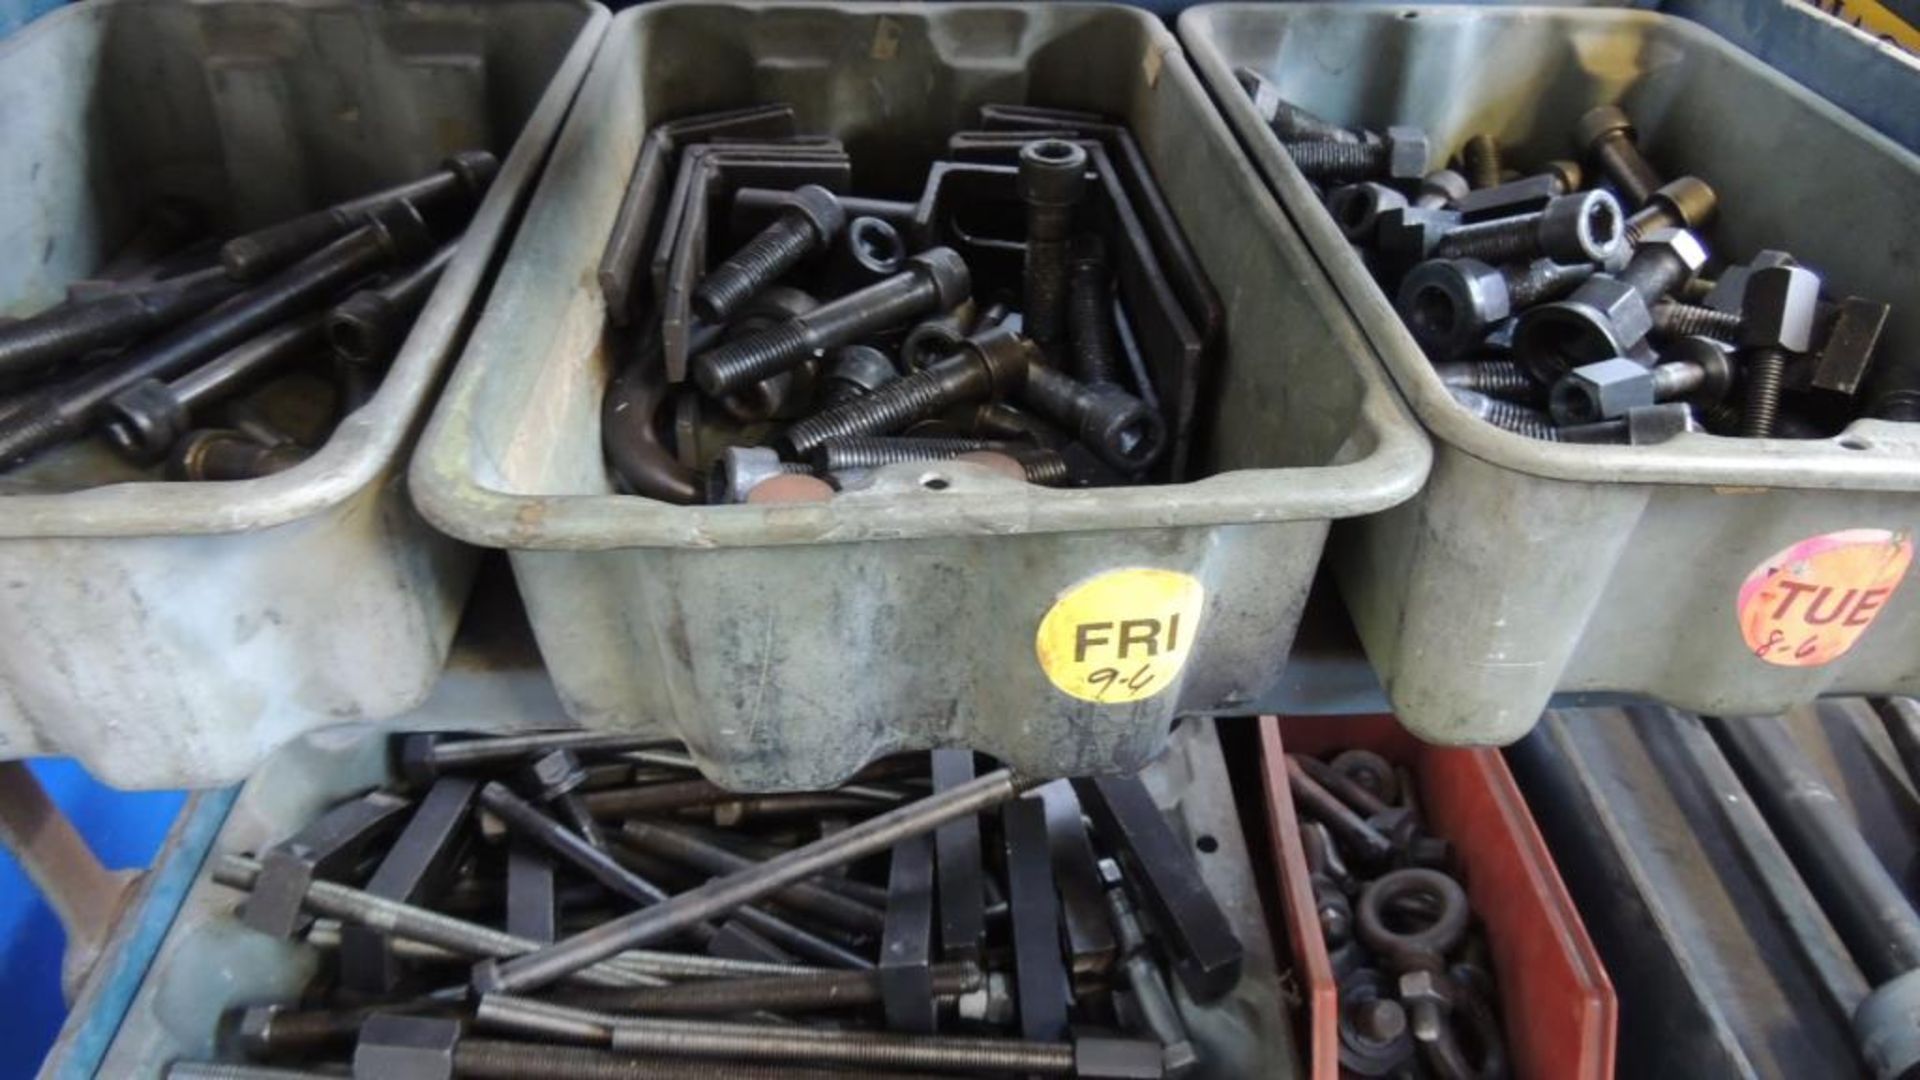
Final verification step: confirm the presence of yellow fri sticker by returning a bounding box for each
[1035,568,1206,704]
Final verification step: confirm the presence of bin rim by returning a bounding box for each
[0,0,611,540]
[1180,2,1920,494]
[408,0,1433,552]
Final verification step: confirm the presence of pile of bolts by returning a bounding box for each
[172,729,1247,1079]
[1238,69,1907,444]
[597,102,1218,505]
[0,153,497,481]
[1285,750,1509,1079]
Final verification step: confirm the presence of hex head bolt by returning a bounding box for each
[1739,264,1824,437]
[0,266,243,383]
[820,345,900,406]
[522,750,609,852]
[693,185,846,324]
[1022,364,1165,473]
[1576,105,1664,208]
[1103,868,1199,1077]
[1337,969,1416,1077]
[779,323,1033,458]
[1430,190,1624,266]
[1066,235,1121,386]
[1558,402,1699,445]
[1550,340,1735,424]
[470,769,1022,996]
[0,201,435,467]
[100,312,327,461]
[165,429,311,481]
[328,242,458,368]
[1513,227,1709,384]
[1624,176,1718,245]
[1447,388,1561,441]
[1017,139,1090,345]
[1284,126,1430,183]
[1397,257,1594,360]
[1460,134,1503,190]
[221,150,496,281]
[1431,361,1537,401]
[694,248,970,398]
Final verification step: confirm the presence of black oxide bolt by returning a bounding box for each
[561,961,982,1017]
[694,248,970,398]
[1432,191,1623,265]
[328,242,457,367]
[524,750,610,852]
[1460,134,1502,190]
[101,313,327,461]
[1431,361,1536,401]
[814,436,1008,471]
[1065,235,1119,386]
[1624,177,1717,245]
[167,430,309,481]
[694,185,846,323]
[1019,140,1090,345]
[0,201,434,467]
[0,266,243,383]
[1283,127,1429,183]
[779,324,1033,458]
[1575,105,1663,207]
[1021,363,1165,472]
[1448,388,1560,441]
[820,345,900,406]
[220,150,495,281]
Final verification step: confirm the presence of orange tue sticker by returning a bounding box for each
[1738,528,1913,667]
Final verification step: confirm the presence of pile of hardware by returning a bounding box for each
[1237,69,1905,444]
[171,730,1245,1078]
[596,102,1219,504]
[0,153,494,482]
[1285,750,1509,1079]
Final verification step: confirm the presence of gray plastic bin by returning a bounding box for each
[0,0,608,788]
[91,720,1292,1078]
[1180,3,1920,745]
[410,1,1430,790]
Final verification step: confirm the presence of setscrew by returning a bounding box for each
[813,436,1008,472]
[1448,388,1560,441]
[1020,140,1090,345]
[1651,300,1742,342]
[1575,105,1663,207]
[1022,364,1164,473]
[328,243,457,367]
[820,345,900,406]
[1284,127,1429,183]
[1431,361,1537,401]
[779,324,1033,458]
[1066,235,1120,386]
[167,430,309,482]
[101,313,326,462]
[1460,134,1502,190]
[561,960,981,1017]
[1431,191,1623,265]
[0,202,435,466]
[694,185,846,323]
[220,151,495,281]
[0,266,243,384]
[694,248,969,398]
[1623,176,1718,245]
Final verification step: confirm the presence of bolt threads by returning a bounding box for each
[1432,360,1535,400]
[455,1040,853,1080]
[1269,102,1366,144]
[1742,348,1786,437]
[696,268,944,398]
[814,436,1005,471]
[1012,447,1071,486]
[1433,215,1540,264]
[782,359,986,456]
[1449,388,1559,440]
[1461,135,1502,190]
[695,322,815,399]
[1652,302,1741,342]
[605,1021,1074,1074]
[1283,140,1388,182]
[1067,258,1119,386]
[1503,260,1594,309]
[695,215,818,324]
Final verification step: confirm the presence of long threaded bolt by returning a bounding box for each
[1460,134,1502,190]
[1448,388,1559,441]
[1432,360,1536,400]
[1066,235,1119,386]
[695,249,969,398]
[1576,105,1663,207]
[559,960,982,1017]
[1742,349,1787,437]
[403,732,680,784]
[471,769,1023,995]
[814,436,1009,471]
[0,202,434,467]
[1283,141,1393,183]
[166,430,309,482]
[1020,140,1089,345]
[328,241,457,366]
[694,186,846,324]
[1651,300,1742,342]
[102,312,327,461]
[220,150,495,280]
[779,324,1033,457]
[1432,191,1622,265]
[0,266,243,383]
[167,1064,341,1079]
[453,1040,907,1080]
[620,820,886,936]
[1021,363,1165,472]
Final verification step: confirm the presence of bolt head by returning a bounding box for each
[842,215,903,277]
[236,1004,283,1056]
[786,184,847,244]
[961,324,1034,397]
[1649,176,1717,230]
[1384,126,1430,180]
[1740,265,1824,352]
[957,971,1016,1024]
[398,734,444,787]
[826,344,900,394]
[1326,182,1409,242]
[524,749,586,800]
[101,379,189,462]
[1575,104,1635,151]
[441,150,500,198]
[1539,190,1625,264]
[1542,159,1585,193]
[1419,169,1471,207]
[1078,383,1167,472]
[1398,258,1511,359]
[1636,227,1709,280]
[1552,357,1656,423]
[1018,139,1090,207]
[365,199,436,263]
[710,445,793,505]
[909,247,972,311]
[1397,968,1452,1010]
[1514,277,1651,384]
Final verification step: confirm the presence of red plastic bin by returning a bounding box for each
[1256,714,1615,1079]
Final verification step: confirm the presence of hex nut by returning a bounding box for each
[710,446,797,505]
[957,971,1015,1024]
[1637,227,1709,278]
[1552,357,1656,423]
[1514,276,1652,384]
[1740,265,1824,353]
